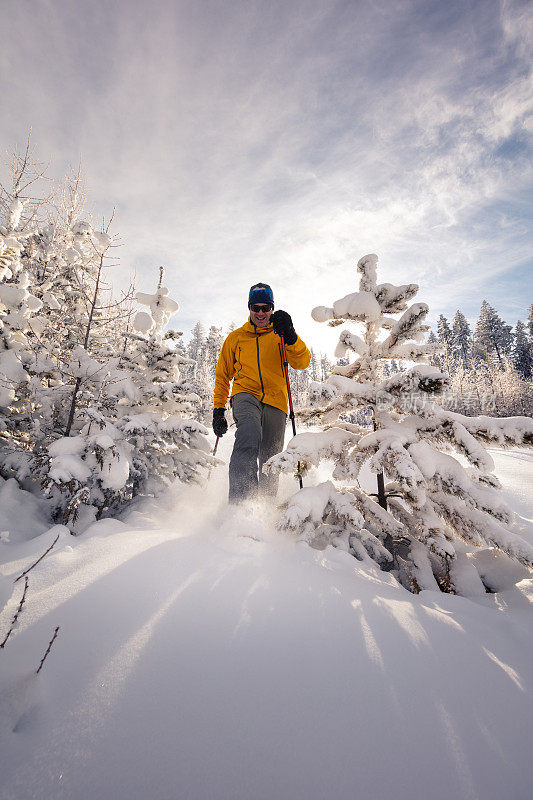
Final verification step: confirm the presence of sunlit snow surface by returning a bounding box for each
[1,435,533,800]
[488,448,533,521]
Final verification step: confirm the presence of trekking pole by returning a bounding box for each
[279,333,303,490]
[207,436,220,481]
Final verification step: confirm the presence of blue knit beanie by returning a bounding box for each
[248,283,274,309]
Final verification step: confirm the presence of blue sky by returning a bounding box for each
[1,0,532,354]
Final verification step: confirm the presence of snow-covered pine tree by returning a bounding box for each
[30,264,212,529]
[0,163,135,530]
[512,320,532,379]
[0,218,46,456]
[288,362,310,408]
[437,314,455,374]
[447,356,533,418]
[181,321,220,423]
[2,146,213,531]
[474,300,513,368]
[28,206,136,528]
[204,326,224,379]
[320,353,332,381]
[527,305,533,339]
[426,330,441,370]
[187,321,206,377]
[107,268,213,498]
[452,310,471,368]
[493,362,533,416]
[264,254,533,596]
[0,147,61,483]
[309,349,321,383]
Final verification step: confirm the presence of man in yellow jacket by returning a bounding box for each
[213,283,311,502]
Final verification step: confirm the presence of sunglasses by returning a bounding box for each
[250,304,273,313]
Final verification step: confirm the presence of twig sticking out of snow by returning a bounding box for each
[36,626,60,674]
[14,533,60,583]
[0,576,29,650]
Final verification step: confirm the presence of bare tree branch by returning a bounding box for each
[0,577,29,649]
[36,626,60,674]
[14,534,60,583]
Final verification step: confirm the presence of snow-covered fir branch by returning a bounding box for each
[265,253,533,596]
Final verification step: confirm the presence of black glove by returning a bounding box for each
[213,408,228,437]
[271,310,297,345]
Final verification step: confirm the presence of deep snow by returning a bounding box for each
[1,435,533,800]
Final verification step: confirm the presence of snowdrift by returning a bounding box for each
[1,449,533,800]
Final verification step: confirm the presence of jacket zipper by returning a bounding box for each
[254,325,265,402]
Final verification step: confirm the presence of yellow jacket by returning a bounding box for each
[214,318,311,414]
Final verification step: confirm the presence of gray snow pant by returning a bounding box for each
[228,392,287,503]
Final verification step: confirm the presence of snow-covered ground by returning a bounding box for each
[1,436,533,800]
[489,448,533,521]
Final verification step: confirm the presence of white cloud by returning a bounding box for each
[0,0,531,354]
